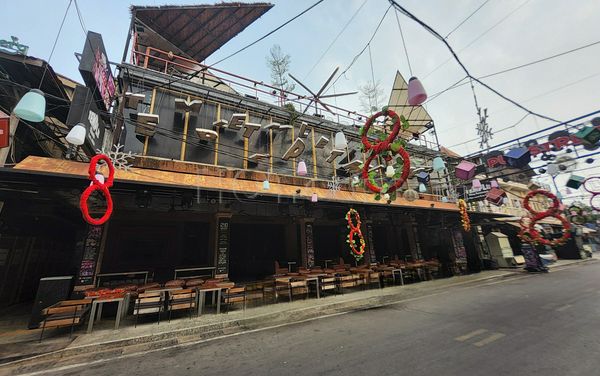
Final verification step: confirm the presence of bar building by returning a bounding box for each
[0,3,495,306]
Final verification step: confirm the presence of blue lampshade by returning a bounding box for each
[418,183,427,193]
[14,89,46,122]
[432,156,445,172]
[262,180,270,190]
[441,196,448,203]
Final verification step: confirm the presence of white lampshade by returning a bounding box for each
[90,173,105,187]
[66,123,87,146]
[383,193,391,201]
[334,131,348,149]
[262,180,270,190]
[14,89,46,122]
[546,163,559,176]
[418,183,427,193]
[311,192,318,202]
[352,176,360,186]
[385,165,395,178]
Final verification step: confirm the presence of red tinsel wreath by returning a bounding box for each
[519,189,571,247]
[345,208,366,260]
[80,154,114,226]
[360,109,411,194]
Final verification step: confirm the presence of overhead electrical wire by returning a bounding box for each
[388,0,566,125]
[393,8,413,76]
[444,0,493,39]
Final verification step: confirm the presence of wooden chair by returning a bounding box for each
[274,261,288,276]
[39,299,91,341]
[222,286,246,312]
[167,289,197,321]
[134,291,164,327]
[320,276,338,295]
[243,282,265,307]
[338,274,358,293]
[289,280,309,302]
[366,271,382,289]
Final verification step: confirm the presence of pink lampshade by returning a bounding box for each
[407,77,427,106]
[490,180,499,188]
[472,179,482,191]
[297,161,307,176]
[311,193,318,202]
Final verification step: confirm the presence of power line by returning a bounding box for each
[444,0,493,39]
[303,0,367,80]
[393,7,413,76]
[389,0,565,125]
[423,0,532,80]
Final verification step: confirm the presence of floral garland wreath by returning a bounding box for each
[457,199,471,232]
[80,154,115,225]
[518,189,571,247]
[345,208,366,260]
[360,108,411,196]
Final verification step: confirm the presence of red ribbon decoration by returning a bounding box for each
[519,189,571,247]
[80,154,114,225]
[360,109,411,194]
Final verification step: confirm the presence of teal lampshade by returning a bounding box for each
[432,156,445,172]
[441,196,449,203]
[262,180,270,190]
[14,89,46,122]
[418,183,427,193]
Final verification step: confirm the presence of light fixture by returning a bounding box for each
[89,173,104,187]
[407,77,427,106]
[383,193,391,201]
[385,165,395,178]
[418,183,427,193]
[262,180,270,190]
[297,160,308,176]
[311,192,318,203]
[472,179,482,191]
[546,163,559,176]
[432,156,445,172]
[352,176,360,186]
[334,131,348,149]
[13,89,46,122]
[403,189,419,202]
[66,123,87,146]
[441,196,449,203]
[490,180,499,188]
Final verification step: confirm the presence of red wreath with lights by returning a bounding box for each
[518,189,571,247]
[458,199,471,232]
[360,108,411,194]
[80,154,114,225]
[345,208,366,260]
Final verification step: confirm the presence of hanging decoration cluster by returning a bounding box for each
[360,108,411,202]
[457,199,471,232]
[518,190,571,247]
[80,154,115,225]
[345,208,366,261]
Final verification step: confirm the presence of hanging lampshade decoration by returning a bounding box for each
[403,188,419,202]
[546,163,560,176]
[352,175,360,186]
[472,179,482,191]
[566,174,585,189]
[574,126,600,146]
[383,193,391,201]
[418,183,427,193]
[502,197,510,205]
[416,171,430,184]
[311,192,318,203]
[334,131,348,149]
[385,165,395,178]
[89,173,105,187]
[490,180,499,188]
[407,77,427,106]
[262,180,270,190]
[297,160,308,176]
[455,160,477,180]
[432,156,446,172]
[66,123,87,146]
[441,196,449,203]
[13,89,46,122]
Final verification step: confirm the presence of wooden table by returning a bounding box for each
[304,274,326,299]
[86,294,128,333]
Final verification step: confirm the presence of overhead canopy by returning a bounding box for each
[387,71,433,137]
[131,3,273,63]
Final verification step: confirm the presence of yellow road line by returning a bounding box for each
[473,332,505,347]
[455,329,487,342]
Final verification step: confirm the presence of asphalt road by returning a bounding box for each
[53,262,600,376]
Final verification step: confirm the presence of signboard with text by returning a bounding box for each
[78,31,115,115]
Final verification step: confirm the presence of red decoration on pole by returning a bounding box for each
[519,189,571,247]
[80,154,114,225]
[345,208,366,260]
[360,108,410,194]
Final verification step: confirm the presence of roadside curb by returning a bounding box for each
[0,269,541,375]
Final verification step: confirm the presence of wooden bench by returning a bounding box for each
[167,289,197,321]
[134,291,164,327]
[39,299,91,341]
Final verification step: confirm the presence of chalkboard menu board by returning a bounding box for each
[77,225,104,285]
[216,218,230,275]
[521,244,542,270]
[367,224,376,264]
[305,223,315,268]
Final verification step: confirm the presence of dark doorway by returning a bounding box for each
[313,225,346,266]
[229,223,286,281]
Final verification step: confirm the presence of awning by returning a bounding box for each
[12,156,459,212]
[131,3,273,63]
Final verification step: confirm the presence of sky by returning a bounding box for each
[3,0,600,201]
